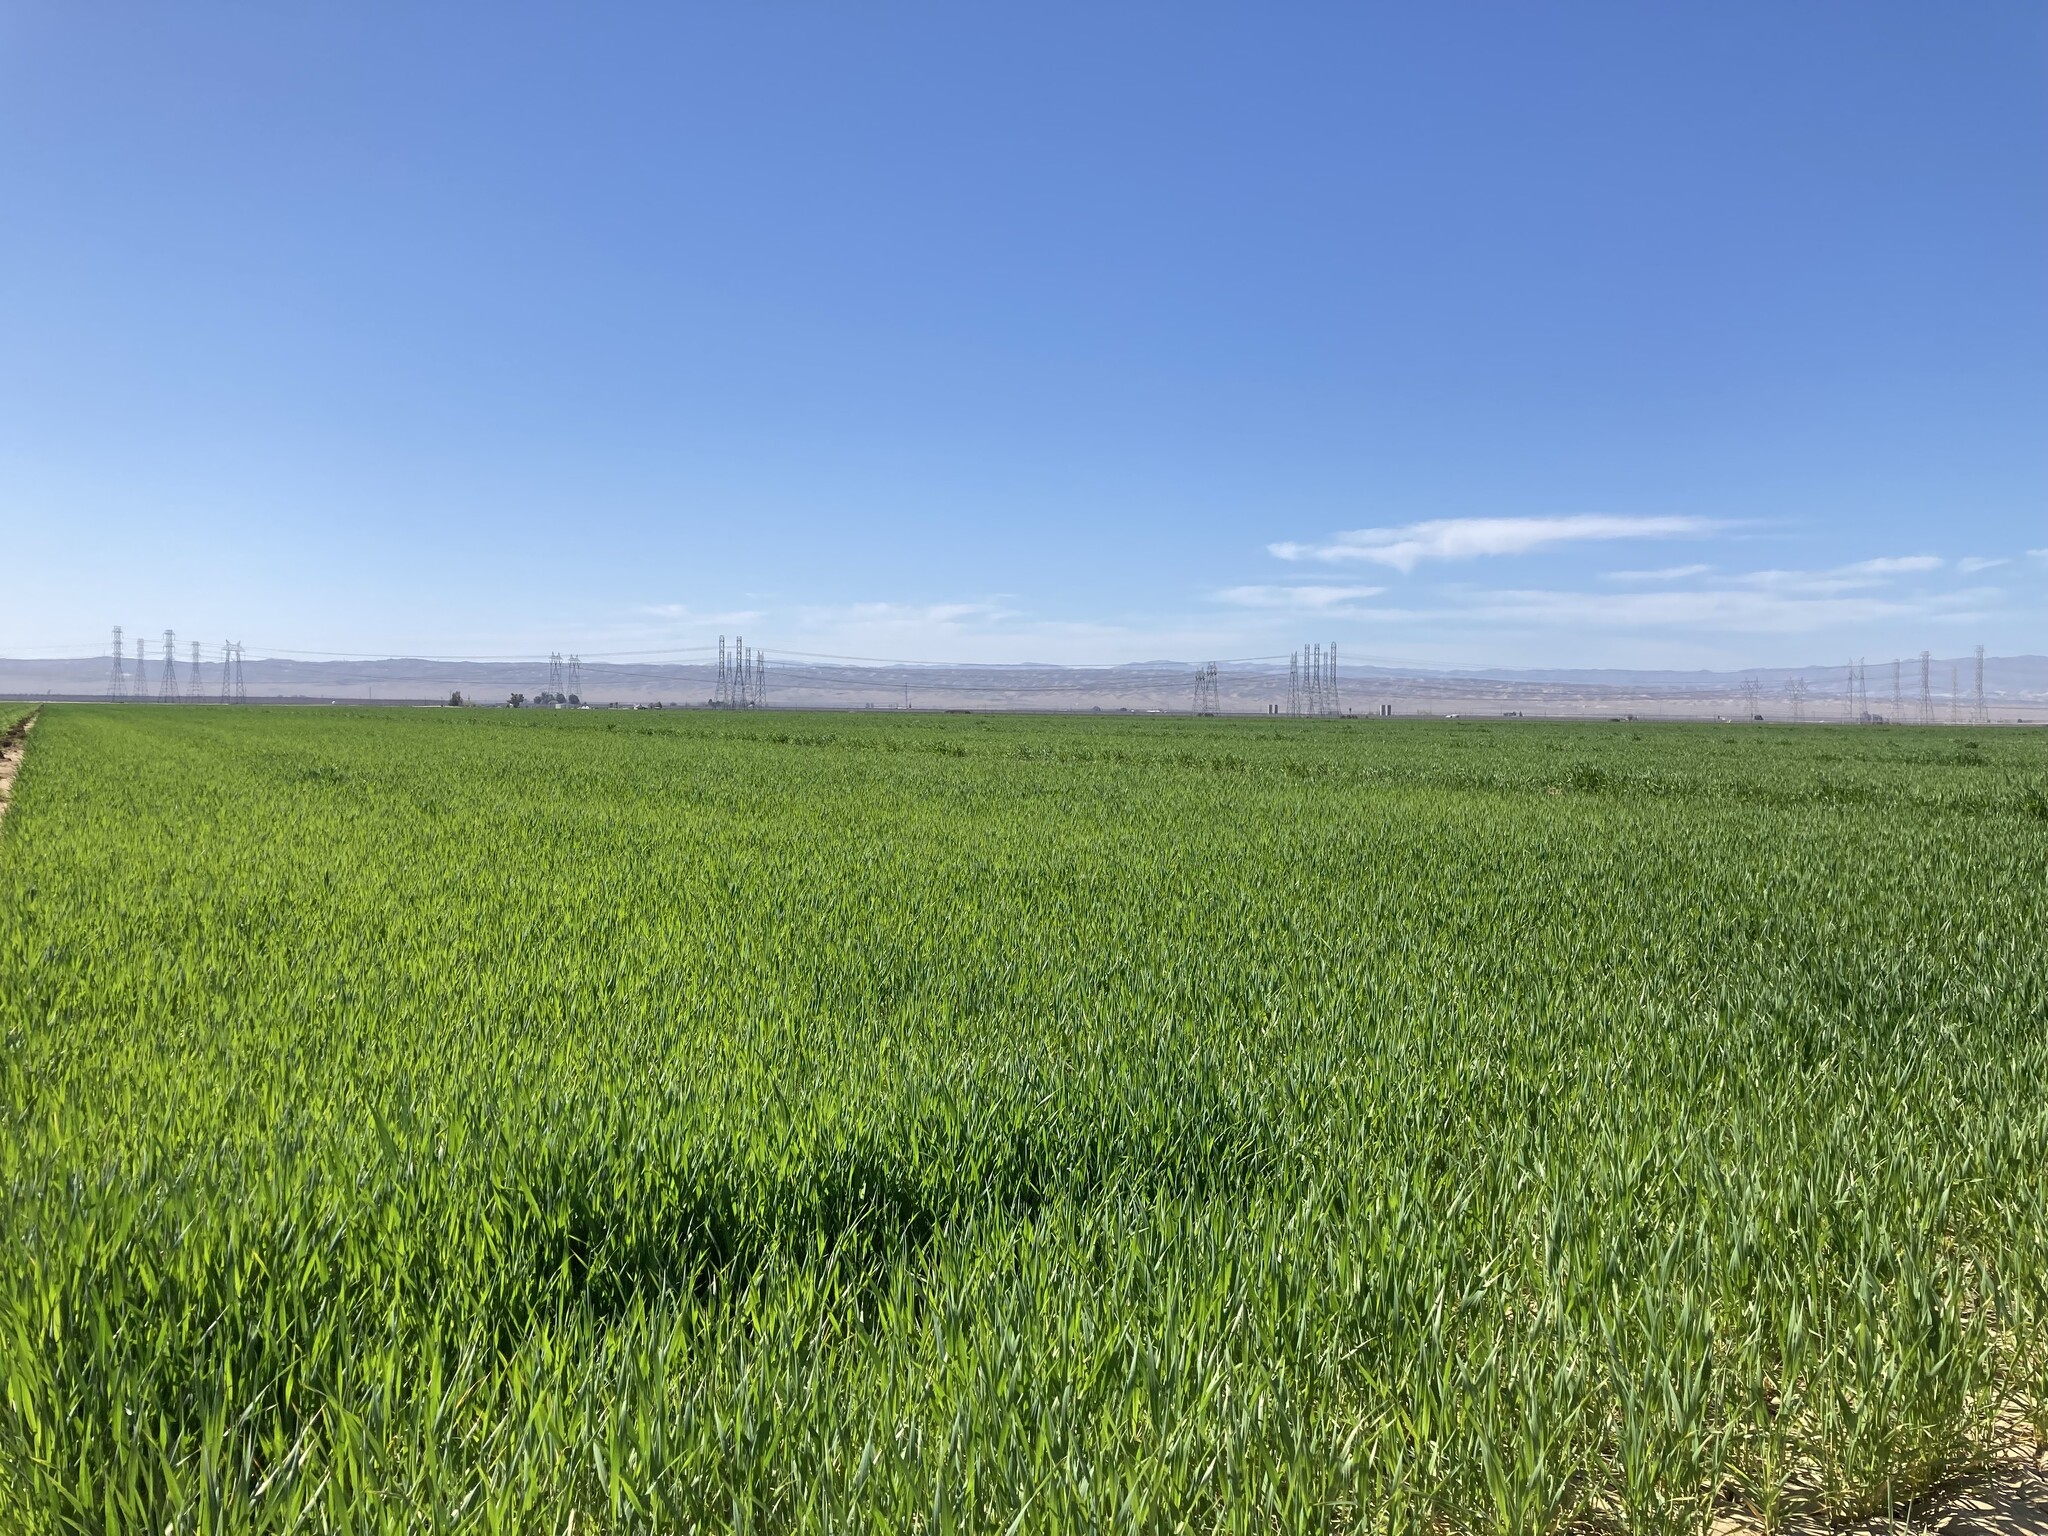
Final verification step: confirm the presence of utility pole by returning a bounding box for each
[108,626,126,700]
[158,630,179,702]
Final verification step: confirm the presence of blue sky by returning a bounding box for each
[3,2,2043,668]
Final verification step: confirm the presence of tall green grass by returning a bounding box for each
[2,705,2045,1532]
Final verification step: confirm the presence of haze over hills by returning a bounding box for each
[6,652,2047,721]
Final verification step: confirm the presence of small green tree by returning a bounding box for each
[507,693,525,709]
[448,691,464,707]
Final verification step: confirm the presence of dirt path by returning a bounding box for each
[0,707,39,826]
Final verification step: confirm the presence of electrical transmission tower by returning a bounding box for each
[1846,659,1871,723]
[1950,665,1959,725]
[1741,676,1760,719]
[1918,650,1932,726]
[187,641,204,701]
[134,638,149,699]
[567,655,582,703]
[1787,677,1806,723]
[158,630,179,702]
[546,652,565,704]
[232,643,247,703]
[1973,644,1988,725]
[1192,662,1219,716]
[1288,642,1340,717]
[220,642,235,703]
[716,635,762,707]
[108,626,126,700]
[1891,658,1902,724]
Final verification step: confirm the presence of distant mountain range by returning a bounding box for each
[5,653,2047,721]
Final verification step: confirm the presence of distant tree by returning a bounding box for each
[567,694,581,707]
[508,693,526,708]
[448,691,464,707]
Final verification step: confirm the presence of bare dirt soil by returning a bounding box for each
[1713,1447,2048,1535]
[0,707,37,825]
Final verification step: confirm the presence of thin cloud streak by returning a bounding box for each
[1216,584,1387,611]
[1269,515,1717,572]
[1331,584,1999,635]
[1605,564,1714,582]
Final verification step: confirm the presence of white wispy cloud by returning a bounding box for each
[1956,557,2008,573]
[1469,589,1951,633]
[1604,564,1714,582]
[1364,583,2000,636]
[1842,555,1943,575]
[1733,569,1888,596]
[1215,584,1387,611]
[2029,548,2048,561]
[636,602,763,625]
[818,601,1016,628]
[1269,515,1716,572]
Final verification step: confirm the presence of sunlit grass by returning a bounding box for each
[2,705,2044,1531]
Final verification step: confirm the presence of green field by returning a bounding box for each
[3,704,2046,1533]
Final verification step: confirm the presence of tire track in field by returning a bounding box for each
[0,707,39,827]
